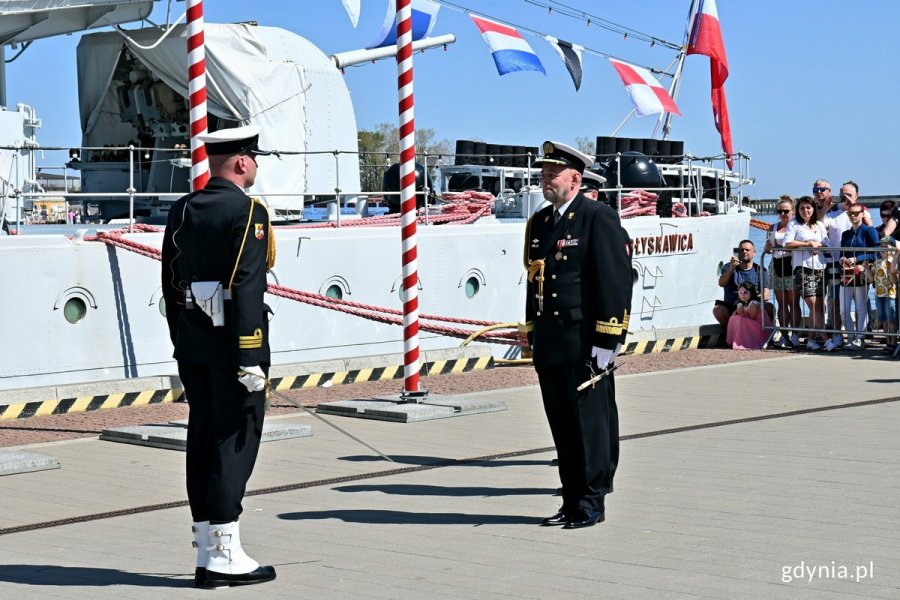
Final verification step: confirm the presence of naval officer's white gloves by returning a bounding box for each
[238,365,266,393]
[591,344,622,371]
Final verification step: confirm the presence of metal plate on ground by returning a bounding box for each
[100,422,312,451]
[316,395,507,423]
[0,450,61,476]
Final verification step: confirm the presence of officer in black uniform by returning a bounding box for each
[580,169,607,202]
[161,125,277,588]
[524,141,632,529]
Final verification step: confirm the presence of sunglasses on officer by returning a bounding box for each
[812,186,830,193]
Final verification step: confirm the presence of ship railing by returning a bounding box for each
[7,143,753,228]
[756,243,899,355]
[13,186,461,230]
[607,150,753,215]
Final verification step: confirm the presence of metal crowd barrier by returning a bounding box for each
[755,243,900,356]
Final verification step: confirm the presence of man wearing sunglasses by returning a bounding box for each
[813,180,835,216]
[815,180,845,349]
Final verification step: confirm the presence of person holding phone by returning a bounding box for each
[713,240,769,338]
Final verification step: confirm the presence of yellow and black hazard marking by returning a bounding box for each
[0,389,183,422]
[0,355,495,421]
[623,334,722,355]
[270,355,494,392]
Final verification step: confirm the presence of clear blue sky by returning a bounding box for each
[5,0,898,198]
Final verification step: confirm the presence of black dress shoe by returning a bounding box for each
[540,510,568,526]
[563,508,604,529]
[194,567,206,588]
[203,565,277,588]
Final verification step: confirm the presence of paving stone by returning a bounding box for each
[316,394,506,423]
[0,450,60,476]
[99,422,312,451]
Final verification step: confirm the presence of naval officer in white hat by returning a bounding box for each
[524,140,632,529]
[161,124,277,588]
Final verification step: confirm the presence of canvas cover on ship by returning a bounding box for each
[75,23,308,206]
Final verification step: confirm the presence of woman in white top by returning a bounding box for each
[764,195,802,348]
[784,195,829,349]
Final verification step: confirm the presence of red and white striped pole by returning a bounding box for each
[186,0,209,191]
[396,0,423,398]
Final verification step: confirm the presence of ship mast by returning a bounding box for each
[655,0,698,140]
[654,47,687,140]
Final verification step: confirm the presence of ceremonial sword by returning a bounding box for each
[576,363,618,392]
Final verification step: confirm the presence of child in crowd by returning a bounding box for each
[726,282,772,350]
[873,236,898,353]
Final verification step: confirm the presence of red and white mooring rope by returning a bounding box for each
[186,0,209,191]
[396,0,422,396]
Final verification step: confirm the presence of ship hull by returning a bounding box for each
[0,212,749,391]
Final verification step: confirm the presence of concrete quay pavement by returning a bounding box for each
[0,352,898,599]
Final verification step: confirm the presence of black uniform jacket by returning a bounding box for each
[161,177,272,368]
[524,193,632,366]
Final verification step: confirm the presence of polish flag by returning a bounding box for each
[687,0,733,168]
[608,58,681,117]
[470,15,545,76]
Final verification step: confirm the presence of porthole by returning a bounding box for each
[319,275,350,302]
[64,297,87,324]
[159,296,167,318]
[632,267,640,285]
[465,276,480,298]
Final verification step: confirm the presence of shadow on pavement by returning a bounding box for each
[332,483,554,497]
[0,564,192,587]
[278,509,536,526]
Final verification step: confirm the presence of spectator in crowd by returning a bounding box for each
[872,236,897,354]
[838,181,872,225]
[784,196,829,350]
[876,199,897,239]
[765,195,801,348]
[815,179,845,349]
[713,240,769,340]
[726,282,772,350]
[835,204,879,351]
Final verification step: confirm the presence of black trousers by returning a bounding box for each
[178,361,266,524]
[536,360,619,514]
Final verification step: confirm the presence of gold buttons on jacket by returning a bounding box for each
[553,311,559,316]
[551,274,557,279]
[551,293,557,298]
